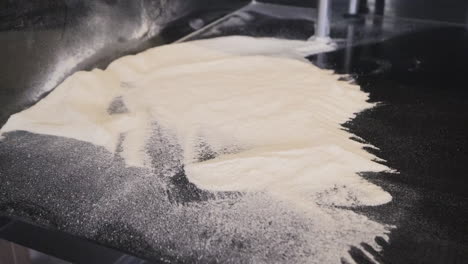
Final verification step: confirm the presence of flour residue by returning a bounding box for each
[0,36,393,263]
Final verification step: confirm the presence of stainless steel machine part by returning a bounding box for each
[315,0,332,40]
[349,0,359,15]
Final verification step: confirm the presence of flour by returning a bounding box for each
[0,36,394,263]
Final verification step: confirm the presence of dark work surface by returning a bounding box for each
[307,27,468,263]
[1,26,468,263]
[1,1,468,264]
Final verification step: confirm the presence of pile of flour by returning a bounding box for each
[1,36,393,263]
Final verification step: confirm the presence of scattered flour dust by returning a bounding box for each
[1,36,394,263]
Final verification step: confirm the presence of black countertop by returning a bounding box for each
[1,1,468,264]
[312,27,468,263]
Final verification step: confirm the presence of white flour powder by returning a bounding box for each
[1,36,393,263]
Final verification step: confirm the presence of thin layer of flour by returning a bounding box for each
[1,36,394,263]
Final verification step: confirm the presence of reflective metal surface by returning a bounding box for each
[0,0,248,128]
